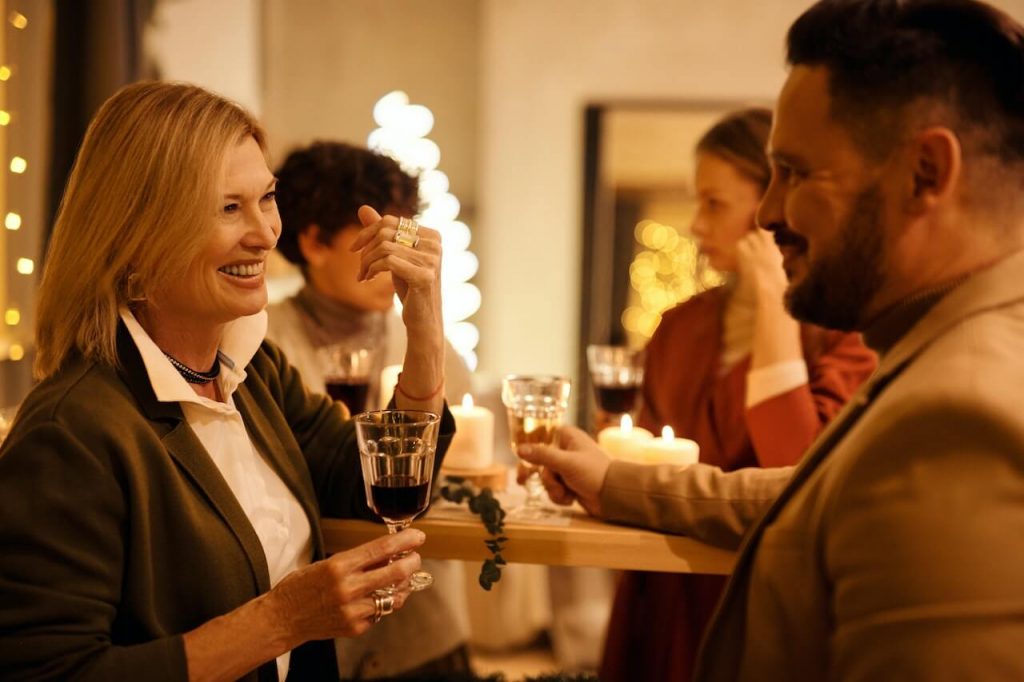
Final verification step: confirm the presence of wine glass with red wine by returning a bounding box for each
[586,345,644,431]
[355,409,440,592]
[319,344,376,415]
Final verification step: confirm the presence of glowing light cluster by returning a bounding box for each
[0,10,33,363]
[368,90,481,370]
[622,219,723,344]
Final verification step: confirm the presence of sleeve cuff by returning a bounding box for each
[746,359,809,408]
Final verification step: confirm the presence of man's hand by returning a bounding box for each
[516,426,612,517]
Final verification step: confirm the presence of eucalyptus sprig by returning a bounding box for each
[439,477,508,590]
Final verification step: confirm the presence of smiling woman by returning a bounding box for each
[0,81,455,682]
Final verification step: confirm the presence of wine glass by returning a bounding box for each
[319,344,376,415]
[355,409,439,592]
[586,345,644,432]
[501,375,571,519]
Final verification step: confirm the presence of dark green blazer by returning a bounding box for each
[0,323,454,681]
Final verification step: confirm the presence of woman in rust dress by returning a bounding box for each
[600,108,877,681]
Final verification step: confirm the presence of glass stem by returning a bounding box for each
[385,520,412,560]
[524,470,545,508]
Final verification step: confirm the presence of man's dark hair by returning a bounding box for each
[787,0,1024,164]
[274,141,420,267]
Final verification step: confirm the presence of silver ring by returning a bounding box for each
[371,593,395,624]
[394,217,420,248]
[396,217,419,234]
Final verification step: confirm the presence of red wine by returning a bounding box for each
[326,379,370,415]
[594,384,639,414]
[370,475,430,521]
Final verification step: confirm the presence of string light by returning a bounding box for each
[0,111,9,126]
[4,212,19,230]
[15,258,33,275]
[9,156,25,173]
[8,11,26,29]
[368,90,482,370]
[4,308,19,326]
[8,344,24,361]
[0,66,10,81]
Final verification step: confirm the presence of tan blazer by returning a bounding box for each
[602,249,1024,681]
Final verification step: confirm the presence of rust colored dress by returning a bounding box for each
[599,286,877,682]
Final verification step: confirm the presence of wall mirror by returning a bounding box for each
[577,101,750,428]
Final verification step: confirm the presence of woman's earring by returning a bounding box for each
[125,272,147,303]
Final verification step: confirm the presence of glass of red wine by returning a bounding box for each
[586,345,644,430]
[355,409,440,592]
[319,344,376,415]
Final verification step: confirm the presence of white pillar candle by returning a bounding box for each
[446,393,495,469]
[379,364,403,409]
[641,425,699,466]
[597,414,654,463]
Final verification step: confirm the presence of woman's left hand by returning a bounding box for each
[735,228,789,305]
[352,206,442,322]
[351,205,445,411]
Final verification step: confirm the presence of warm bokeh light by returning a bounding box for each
[622,219,723,343]
[369,90,481,370]
[0,66,11,81]
[0,110,10,126]
[8,344,24,361]
[9,156,26,173]
[4,212,20,230]
[4,308,19,326]
[15,258,33,275]
[9,11,27,29]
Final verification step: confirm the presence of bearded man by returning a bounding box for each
[519,1,1024,679]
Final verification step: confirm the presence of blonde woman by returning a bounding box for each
[0,81,453,681]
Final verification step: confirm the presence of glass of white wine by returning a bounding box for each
[501,375,571,519]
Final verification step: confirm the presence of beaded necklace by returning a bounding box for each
[163,351,222,385]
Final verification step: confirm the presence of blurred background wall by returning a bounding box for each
[4,0,1024,406]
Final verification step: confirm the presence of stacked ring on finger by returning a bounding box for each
[394,217,420,248]
[370,593,395,624]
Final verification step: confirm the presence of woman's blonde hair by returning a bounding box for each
[35,81,266,380]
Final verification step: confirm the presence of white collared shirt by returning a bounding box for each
[121,309,310,681]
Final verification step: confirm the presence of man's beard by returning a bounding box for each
[784,183,886,331]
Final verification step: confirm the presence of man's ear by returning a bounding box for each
[906,126,961,214]
[297,225,327,267]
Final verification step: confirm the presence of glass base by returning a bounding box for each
[507,503,560,521]
[409,570,433,591]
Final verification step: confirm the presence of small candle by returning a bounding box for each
[379,364,403,409]
[446,393,495,469]
[597,414,653,462]
[640,425,699,466]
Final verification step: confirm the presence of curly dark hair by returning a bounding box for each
[274,141,420,267]
[787,0,1024,165]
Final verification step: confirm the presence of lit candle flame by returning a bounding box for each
[661,425,675,440]
[461,393,474,409]
[620,413,633,433]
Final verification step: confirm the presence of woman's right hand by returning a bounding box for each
[267,528,424,643]
[183,529,425,681]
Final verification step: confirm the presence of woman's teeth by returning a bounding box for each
[219,263,263,277]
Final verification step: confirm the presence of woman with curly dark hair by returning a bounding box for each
[266,141,474,679]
